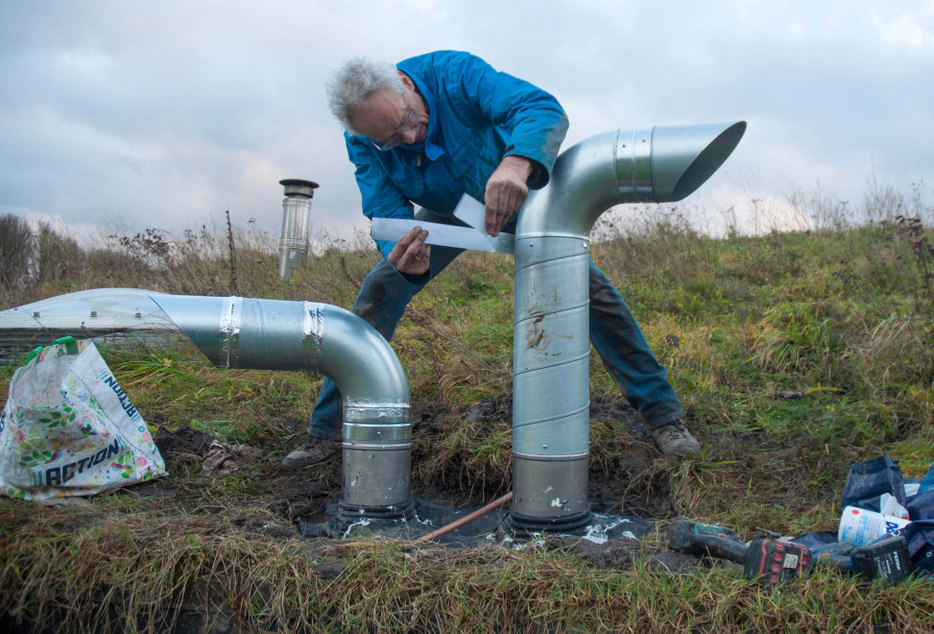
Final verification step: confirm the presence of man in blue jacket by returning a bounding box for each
[282,50,699,467]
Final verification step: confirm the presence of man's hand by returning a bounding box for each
[388,225,431,275]
[484,155,533,236]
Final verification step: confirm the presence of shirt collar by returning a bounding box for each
[404,72,444,161]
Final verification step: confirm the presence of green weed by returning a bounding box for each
[2,195,934,631]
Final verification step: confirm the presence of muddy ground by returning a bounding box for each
[150,398,705,574]
[0,400,728,633]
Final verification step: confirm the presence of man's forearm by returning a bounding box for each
[498,155,534,183]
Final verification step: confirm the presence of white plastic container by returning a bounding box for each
[838,506,911,547]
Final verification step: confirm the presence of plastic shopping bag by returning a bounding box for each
[841,455,906,513]
[0,337,167,500]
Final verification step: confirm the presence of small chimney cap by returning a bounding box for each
[280,179,320,197]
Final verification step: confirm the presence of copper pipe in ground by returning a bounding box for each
[415,492,514,543]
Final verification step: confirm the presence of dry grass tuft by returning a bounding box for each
[4,501,934,632]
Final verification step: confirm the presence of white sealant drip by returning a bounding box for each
[342,517,371,538]
[581,516,640,545]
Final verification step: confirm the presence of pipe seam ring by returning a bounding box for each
[342,442,413,451]
[302,302,324,354]
[343,405,411,423]
[343,421,411,443]
[219,295,243,368]
[512,452,590,461]
[615,126,655,203]
[515,232,590,242]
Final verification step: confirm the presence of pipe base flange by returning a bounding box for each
[503,509,593,537]
[336,497,416,524]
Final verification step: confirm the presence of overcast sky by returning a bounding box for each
[1,0,932,247]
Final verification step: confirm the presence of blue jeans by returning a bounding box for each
[309,211,682,440]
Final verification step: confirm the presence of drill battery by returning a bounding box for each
[851,532,913,583]
[743,538,814,585]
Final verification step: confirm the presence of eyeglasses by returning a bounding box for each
[370,96,419,151]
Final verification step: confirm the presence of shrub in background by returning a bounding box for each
[37,221,84,284]
[0,214,34,290]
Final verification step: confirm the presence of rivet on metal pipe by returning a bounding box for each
[278,178,320,280]
[509,122,746,533]
[0,288,412,517]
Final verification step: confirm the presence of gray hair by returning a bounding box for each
[326,57,406,135]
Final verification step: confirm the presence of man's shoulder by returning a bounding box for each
[397,50,476,66]
[397,50,487,78]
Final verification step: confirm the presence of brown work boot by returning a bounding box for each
[281,437,342,468]
[651,419,700,456]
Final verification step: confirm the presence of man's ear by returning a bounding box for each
[398,71,414,90]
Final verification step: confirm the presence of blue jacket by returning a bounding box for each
[343,50,569,258]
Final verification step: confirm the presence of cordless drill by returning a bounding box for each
[667,519,913,584]
[667,519,813,584]
[666,518,748,562]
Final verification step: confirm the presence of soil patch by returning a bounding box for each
[154,425,215,459]
[3,406,716,634]
[151,402,676,547]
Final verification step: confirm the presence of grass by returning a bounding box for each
[2,199,934,631]
[3,507,933,631]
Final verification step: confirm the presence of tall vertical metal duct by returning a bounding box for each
[278,179,319,280]
[509,122,747,533]
[0,289,412,517]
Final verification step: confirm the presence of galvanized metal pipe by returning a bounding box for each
[278,179,319,280]
[0,288,412,516]
[510,122,746,532]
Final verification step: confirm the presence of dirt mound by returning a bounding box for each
[148,406,677,549]
[546,535,704,573]
[154,425,216,459]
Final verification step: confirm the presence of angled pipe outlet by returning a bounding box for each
[0,288,412,517]
[510,122,746,532]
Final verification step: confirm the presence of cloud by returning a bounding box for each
[0,0,932,249]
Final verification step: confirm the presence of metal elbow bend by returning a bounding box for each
[518,121,747,239]
[148,294,413,516]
